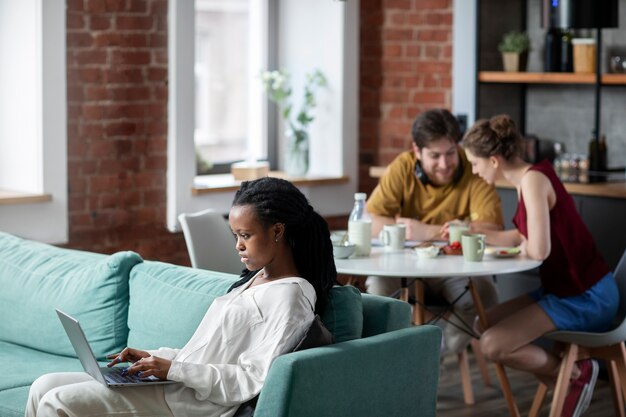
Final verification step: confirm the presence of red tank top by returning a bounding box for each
[513,160,609,297]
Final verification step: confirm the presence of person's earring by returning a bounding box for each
[275,236,279,243]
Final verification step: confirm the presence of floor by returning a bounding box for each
[437,352,618,417]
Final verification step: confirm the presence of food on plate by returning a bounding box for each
[485,247,521,258]
[442,241,462,256]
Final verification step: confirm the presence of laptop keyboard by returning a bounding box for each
[106,368,157,384]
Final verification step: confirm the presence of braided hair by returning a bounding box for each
[228,177,337,314]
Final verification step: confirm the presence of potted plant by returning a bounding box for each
[260,69,327,177]
[498,30,531,72]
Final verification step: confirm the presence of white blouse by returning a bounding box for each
[147,274,316,417]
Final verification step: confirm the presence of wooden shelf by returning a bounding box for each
[478,71,626,85]
[602,73,626,85]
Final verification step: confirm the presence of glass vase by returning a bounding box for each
[285,128,309,177]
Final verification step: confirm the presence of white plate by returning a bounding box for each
[485,247,521,258]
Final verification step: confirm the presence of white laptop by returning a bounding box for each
[56,309,176,388]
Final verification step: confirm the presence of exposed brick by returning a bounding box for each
[128,0,149,13]
[384,0,412,9]
[105,0,127,12]
[67,0,84,12]
[111,50,151,66]
[85,86,109,101]
[67,13,86,29]
[116,15,154,31]
[67,32,95,48]
[90,15,112,30]
[103,67,144,84]
[74,50,108,66]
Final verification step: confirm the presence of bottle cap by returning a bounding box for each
[354,192,367,200]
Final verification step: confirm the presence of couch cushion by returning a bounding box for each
[0,232,142,359]
[127,261,239,349]
[0,341,87,392]
[0,386,31,417]
[320,285,363,343]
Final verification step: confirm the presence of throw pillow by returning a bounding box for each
[320,285,363,343]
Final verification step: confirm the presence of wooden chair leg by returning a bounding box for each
[529,383,548,417]
[548,343,579,417]
[471,338,492,387]
[615,343,626,407]
[458,349,475,405]
[608,360,625,417]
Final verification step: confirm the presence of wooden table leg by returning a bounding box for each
[399,277,409,302]
[413,279,424,325]
[468,279,521,417]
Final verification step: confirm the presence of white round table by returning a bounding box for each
[336,246,541,417]
[335,246,541,278]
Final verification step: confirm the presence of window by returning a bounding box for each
[0,0,68,243]
[194,0,268,173]
[167,0,359,231]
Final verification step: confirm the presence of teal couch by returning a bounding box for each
[0,231,441,417]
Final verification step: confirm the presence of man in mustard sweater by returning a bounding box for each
[366,108,504,354]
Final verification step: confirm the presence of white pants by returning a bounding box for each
[366,275,498,354]
[25,372,175,417]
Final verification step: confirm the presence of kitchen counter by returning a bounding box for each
[368,166,626,200]
[494,179,626,199]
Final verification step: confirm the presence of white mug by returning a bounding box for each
[379,224,406,252]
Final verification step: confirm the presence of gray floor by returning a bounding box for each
[437,352,617,417]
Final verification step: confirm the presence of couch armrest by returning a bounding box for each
[254,325,441,417]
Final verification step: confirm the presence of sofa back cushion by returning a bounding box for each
[0,232,142,358]
[320,285,363,343]
[361,293,412,337]
[127,261,239,349]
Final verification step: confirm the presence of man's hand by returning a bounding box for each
[396,217,442,241]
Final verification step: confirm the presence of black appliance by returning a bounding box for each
[523,135,558,164]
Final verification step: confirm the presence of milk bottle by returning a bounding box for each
[348,192,372,256]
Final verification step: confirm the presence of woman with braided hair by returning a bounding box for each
[462,114,617,417]
[26,177,336,417]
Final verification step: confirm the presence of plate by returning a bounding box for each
[485,247,521,258]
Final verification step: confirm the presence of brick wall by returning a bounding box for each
[60,1,452,265]
[359,0,453,194]
[64,0,189,265]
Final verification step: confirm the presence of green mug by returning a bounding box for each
[461,233,486,262]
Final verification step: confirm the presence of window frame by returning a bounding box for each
[0,0,68,244]
[167,0,360,232]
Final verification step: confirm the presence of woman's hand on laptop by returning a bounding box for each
[125,355,172,380]
[106,347,150,367]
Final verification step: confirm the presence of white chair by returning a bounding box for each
[178,209,243,274]
[529,248,626,417]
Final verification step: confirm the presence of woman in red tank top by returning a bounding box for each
[462,115,617,417]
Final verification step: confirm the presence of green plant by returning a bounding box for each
[195,150,213,175]
[498,30,531,54]
[260,69,327,134]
